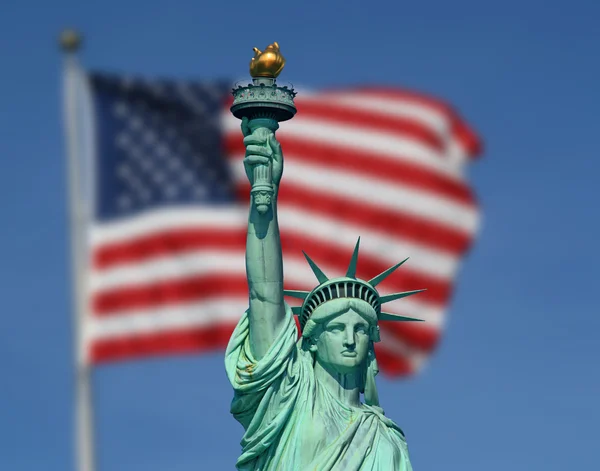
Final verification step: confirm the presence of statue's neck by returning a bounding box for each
[314,360,362,408]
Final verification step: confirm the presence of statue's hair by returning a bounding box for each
[301,298,380,343]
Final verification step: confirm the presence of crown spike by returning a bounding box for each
[345,237,361,278]
[379,312,424,322]
[302,251,329,283]
[368,258,409,287]
[284,289,310,299]
[379,289,426,304]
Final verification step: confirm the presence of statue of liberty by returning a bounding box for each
[225,43,424,471]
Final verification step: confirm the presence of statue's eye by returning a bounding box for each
[355,325,367,334]
[327,325,343,333]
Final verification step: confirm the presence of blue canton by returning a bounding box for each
[90,73,234,222]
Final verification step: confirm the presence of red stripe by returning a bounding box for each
[92,188,473,272]
[241,182,475,254]
[92,274,247,314]
[316,87,456,113]
[225,136,477,207]
[91,304,437,363]
[92,245,449,313]
[381,321,440,351]
[93,228,245,269]
[91,322,237,364]
[91,322,415,377]
[373,346,413,375]
[224,96,445,152]
[313,87,482,158]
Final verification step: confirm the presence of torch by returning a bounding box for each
[230,42,297,213]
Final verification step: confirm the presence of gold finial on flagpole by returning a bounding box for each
[59,29,83,53]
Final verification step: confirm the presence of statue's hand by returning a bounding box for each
[241,116,283,190]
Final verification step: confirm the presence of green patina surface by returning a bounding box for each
[224,50,421,470]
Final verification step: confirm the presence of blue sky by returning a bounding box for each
[1,0,598,469]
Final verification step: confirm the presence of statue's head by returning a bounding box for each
[303,298,377,375]
[285,237,426,405]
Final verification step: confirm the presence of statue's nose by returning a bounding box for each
[343,329,356,347]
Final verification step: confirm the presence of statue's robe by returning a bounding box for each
[225,304,414,471]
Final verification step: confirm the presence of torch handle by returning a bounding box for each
[252,158,273,192]
[246,119,279,214]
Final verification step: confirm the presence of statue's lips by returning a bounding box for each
[341,351,357,357]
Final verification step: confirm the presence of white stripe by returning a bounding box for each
[88,207,246,245]
[308,91,477,165]
[304,93,451,135]
[222,113,463,180]
[88,250,446,327]
[89,207,463,277]
[85,295,443,343]
[279,207,461,275]
[262,89,452,137]
[229,156,479,234]
[85,297,248,341]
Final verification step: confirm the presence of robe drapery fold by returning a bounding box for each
[225,303,413,471]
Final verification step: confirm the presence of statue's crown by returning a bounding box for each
[284,238,426,332]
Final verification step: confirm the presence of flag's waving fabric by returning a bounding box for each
[83,73,482,376]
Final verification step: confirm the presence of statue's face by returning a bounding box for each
[311,309,370,375]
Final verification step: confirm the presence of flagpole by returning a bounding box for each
[59,29,97,471]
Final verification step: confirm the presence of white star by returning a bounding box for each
[128,116,143,131]
[129,145,142,160]
[155,144,169,158]
[120,76,136,91]
[143,130,156,145]
[117,164,131,179]
[193,155,205,167]
[206,167,217,180]
[193,185,207,199]
[139,158,153,172]
[181,171,195,186]
[113,102,128,118]
[167,158,181,172]
[150,83,165,97]
[164,184,179,199]
[166,127,177,139]
[117,195,132,210]
[152,171,166,185]
[139,189,152,202]
[177,140,191,154]
[115,133,131,149]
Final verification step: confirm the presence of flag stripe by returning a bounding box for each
[90,251,447,326]
[225,136,476,206]
[222,113,465,180]
[225,96,446,152]
[88,298,434,365]
[92,212,463,278]
[91,255,450,315]
[91,323,238,363]
[89,322,424,372]
[87,291,442,346]
[316,87,482,157]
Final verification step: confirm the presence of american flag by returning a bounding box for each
[81,72,481,376]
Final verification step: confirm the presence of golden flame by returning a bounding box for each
[249,42,286,78]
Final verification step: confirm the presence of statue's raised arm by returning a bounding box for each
[242,116,286,359]
[229,42,296,360]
